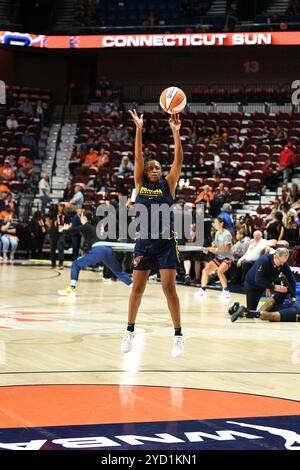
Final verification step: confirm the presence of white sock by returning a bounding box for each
[70,280,77,288]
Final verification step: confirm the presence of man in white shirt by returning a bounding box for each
[38,174,52,216]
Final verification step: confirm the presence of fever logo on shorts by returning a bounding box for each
[133,256,143,267]
[0,385,300,450]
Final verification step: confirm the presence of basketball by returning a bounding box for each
[159,86,187,114]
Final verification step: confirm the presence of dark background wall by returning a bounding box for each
[1,45,299,103]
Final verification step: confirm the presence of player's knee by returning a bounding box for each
[162,282,176,297]
[131,284,145,296]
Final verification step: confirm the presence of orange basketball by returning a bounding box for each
[159,86,187,114]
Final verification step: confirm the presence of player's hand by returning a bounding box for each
[208,247,217,254]
[291,297,297,303]
[274,284,288,293]
[266,289,272,298]
[169,114,181,132]
[129,109,143,129]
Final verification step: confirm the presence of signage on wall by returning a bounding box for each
[1,31,300,49]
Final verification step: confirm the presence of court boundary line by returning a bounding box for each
[0,383,299,404]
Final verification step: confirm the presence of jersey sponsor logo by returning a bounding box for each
[133,255,143,267]
[139,187,163,198]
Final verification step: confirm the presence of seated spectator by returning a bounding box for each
[266,211,285,241]
[237,230,269,279]
[21,130,38,155]
[195,185,214,212]
[115,124,130,143]
[18,99,34,115]
[262,157,277,190]
[214,183,229,211]
[231,229,251,283]
[35,99,48,124]
[69,184,84,209]
[290,183,300,203]
[81,129,96,153]
[0,212,18,262]
[213,151,222,176]
[0,160,15,181]
[97,147,109,168]
[283,211,299,246]
[117,156,134,176]
[69,146,85,174]
[62,180,74,202]
[6,114,18,130]
[194,156,208,178]
[84,147,99,167]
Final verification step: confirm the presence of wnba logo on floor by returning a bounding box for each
[0,80,6,104]
[95,196,204,245]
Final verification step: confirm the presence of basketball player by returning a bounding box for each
[195,217,233,299]
[120,109,184,357]
[58,211,132,296]
[230,247,297,321]
[231,294,300,322]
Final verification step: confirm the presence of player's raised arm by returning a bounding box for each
[166,114,183,197]
[129,109,144,192]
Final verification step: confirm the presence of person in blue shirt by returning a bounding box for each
[120,109,184,358]
[230,247,297,321]
[218,203,234,234]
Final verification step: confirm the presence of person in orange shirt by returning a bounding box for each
[0,163,15,181]
[195,184,214,212]
[83,147,99,167]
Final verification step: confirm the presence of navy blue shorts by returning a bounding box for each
[272,302,300,322]
[133,238,179,271]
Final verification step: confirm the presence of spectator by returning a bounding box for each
[29,210,46,259]
[213,151,222,175]
[195,184,214,212]
[62,180,74,202]
[69,184,84,209]
[279,142,296,183]
[143,10,158,28]
[195,156,209,178]
[214,183,229,211]
[283,211,299,246]
[35,99,48,124]
[0,160,15,181]
[83,147,99,167]
[218,203,234,233]
[231,228,251,283]
[0,212,18,262]
[266,211,285,241]
[21,129,38,155]
[237,230,269,280]
[115,124,130,143]
[6,114,18,130]
[117,156,134,176]
[47,203,68,270]
[18,99,34,115]
[38,174,52,216]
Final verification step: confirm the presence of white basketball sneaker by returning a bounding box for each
[120,331,135,353]
[171,335,184,358]
[219,289,231,299]
[194,287,206,299]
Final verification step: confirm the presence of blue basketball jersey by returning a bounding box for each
[135,178,174,239]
